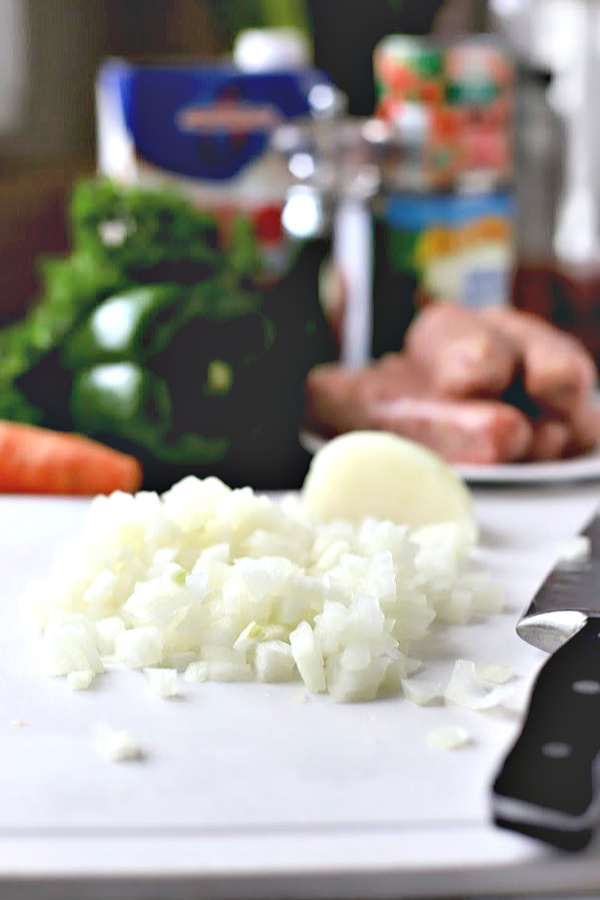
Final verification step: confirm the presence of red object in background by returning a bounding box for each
[431,106,458,140]
[461,121,510,172]
[206,202,283,249]
[379,58,421,96]
[253,205,283,245]
[512,263,555,322]
[421,80,443,107]
[513,262,600,369]
[375,94,404,122]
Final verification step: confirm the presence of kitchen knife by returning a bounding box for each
[492,509,600,851]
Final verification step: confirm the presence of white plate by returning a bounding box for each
[457,444,600,485]
[300,432,600,486]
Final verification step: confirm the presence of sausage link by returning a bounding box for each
[564,400,600,456]
[403,302,520,398]
[304,356,533,465]
[526,419,572,462]
[371,397,533,465]
[481,306,598,413]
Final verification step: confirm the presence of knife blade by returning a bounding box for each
[492,509,600,851]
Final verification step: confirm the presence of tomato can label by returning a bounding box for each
[373,35,514,190]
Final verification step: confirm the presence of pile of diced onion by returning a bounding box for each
[22,476,507,704]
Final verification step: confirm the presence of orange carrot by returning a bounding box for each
[0,421,143,496]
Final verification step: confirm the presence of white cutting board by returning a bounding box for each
[1,484,600,900]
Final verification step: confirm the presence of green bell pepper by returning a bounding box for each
[0,177,337,490]
[62,283,187,371]
[70,362,174,448]
[64,276,277,483]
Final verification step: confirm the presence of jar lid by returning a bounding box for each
[233,28,312,72]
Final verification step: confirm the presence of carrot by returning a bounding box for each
[0,421,143,496]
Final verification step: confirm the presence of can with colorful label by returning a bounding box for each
[372,34,514,190]
[370,34,516,357]
[371,189,516,357]
[374,36,444,110]
[444,37,514,187]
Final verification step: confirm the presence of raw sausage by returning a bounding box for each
[304,355,533,465]
[481,306,598,413]
[526,419,572,462]
[303,305,599,466]
[403,302,520,398]
[371,396,533,464]
[564,400,600,456]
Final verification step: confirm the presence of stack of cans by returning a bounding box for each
[370,35,516,358]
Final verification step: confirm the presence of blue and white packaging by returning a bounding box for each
[96,58,332,207]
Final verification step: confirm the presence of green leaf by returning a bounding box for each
[69,178,223,283]
[227,214,261,279]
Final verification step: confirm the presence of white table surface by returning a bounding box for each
[1,481,600,900]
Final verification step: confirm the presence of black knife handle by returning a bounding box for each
[492,617,600,851]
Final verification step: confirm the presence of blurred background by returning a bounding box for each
[1,0,599,490]
[0,0,575,330]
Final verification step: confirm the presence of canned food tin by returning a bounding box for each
[374,35,444,116]
[370,103,460,192]
[372,35,514,190]
[445,37,514,186]
[445,37,513,109]
[371,189,516,357]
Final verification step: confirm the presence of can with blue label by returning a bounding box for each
[368,33,516,359]
[371,189,516,357]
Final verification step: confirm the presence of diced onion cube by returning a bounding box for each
[144,667,178,698]
[43,619,104,677]
[289,622,325,693]
[474,661,516,684]
[401,678,443,706]
[95,724,143,761]
[67,670,95,691]
[254,640,295,682]
[183,660,253,683]
[557,535,591,565]
[114,626,163,669]
[444,659,516,710]
[425,726,471,750]
[96,616,126,655]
